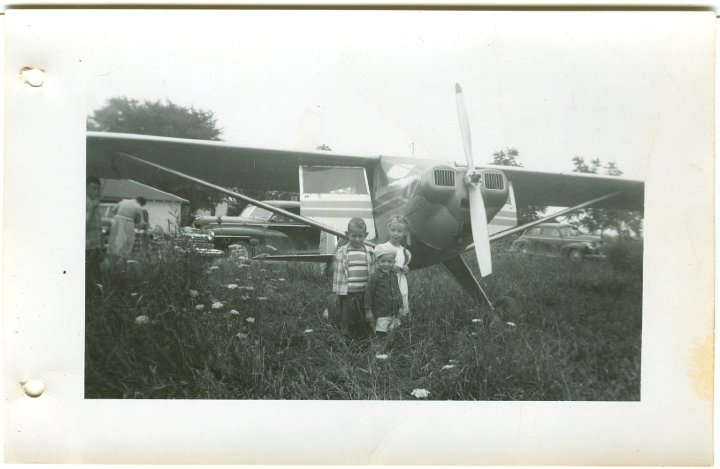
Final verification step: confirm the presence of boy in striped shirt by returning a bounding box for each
[332,218,374,340]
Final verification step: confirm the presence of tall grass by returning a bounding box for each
[86,244,641,400]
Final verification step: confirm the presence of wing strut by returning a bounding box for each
[115,151,375,246]
[464,190,624,253]
[440,256,495,310]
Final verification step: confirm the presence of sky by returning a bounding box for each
[83,10,709,180]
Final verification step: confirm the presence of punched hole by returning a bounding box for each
[22,379,45,398]
[21,67,45,87]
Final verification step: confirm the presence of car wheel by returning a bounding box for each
[518,244,530,255]
[568,249,584,262]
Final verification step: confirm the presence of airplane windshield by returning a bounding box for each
[302,167,368,195]
[241,206,273,220]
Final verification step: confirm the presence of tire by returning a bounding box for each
[568,249,584,262]
[517,244,530,255]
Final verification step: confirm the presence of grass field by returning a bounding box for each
[85,244,642,400]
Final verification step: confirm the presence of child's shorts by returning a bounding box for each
[375,315,401,333]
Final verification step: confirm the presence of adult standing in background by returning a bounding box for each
[86,176,104,288]
[107,196,147,258]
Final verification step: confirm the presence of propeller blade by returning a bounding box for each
[456,83,492,277]
[468,184,493,277]
[455,83,475,169]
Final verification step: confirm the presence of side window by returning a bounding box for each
[270,213,293,223]
[542,227,560,237]
[527,227,541,235]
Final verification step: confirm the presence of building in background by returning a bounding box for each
[100,179,188,235]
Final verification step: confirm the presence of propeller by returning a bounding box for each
[455,83,492,277]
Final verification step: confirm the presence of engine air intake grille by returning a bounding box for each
[483,172,504,190]
[434,169,455,187]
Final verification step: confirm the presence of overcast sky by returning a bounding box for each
[84,10,708,180]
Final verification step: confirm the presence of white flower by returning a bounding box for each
[471,319,482,323]
[304,329,313,333]
[506,322,516,327]
[448,359,459,364]
[195,304,205,311]
[189,290,199,297]
[246,317,255,324]
[236,332,248,340]
[134,315,150,325]
[227,284,239,289]
[278,278,286,282]
[245,286,255,291]
[411,389,430,398]
[228,309,240,315]
[209,265,219,271]
[375,354,388,360]
[257,297,268,301]
[442,364,456,370]
[240,295,250,301]
[211,301,224,309]
[130,292,138,297]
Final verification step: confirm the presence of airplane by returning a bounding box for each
[86,84,644,305]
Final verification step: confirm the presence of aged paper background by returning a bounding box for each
[3,9,714,464]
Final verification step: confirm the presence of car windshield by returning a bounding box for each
[559,227,581,237]
[240,206,273,220]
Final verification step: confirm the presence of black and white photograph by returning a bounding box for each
[5,8,714,464]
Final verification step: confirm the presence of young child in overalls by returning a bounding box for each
[375,215,412,319]
[332,218,374,340]
[364,243,404,337]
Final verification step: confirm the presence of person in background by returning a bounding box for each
[332,218,374,341]
[86,176,104,289]
[107,196,147,258]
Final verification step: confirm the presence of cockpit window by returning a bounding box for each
[301,166,368,195]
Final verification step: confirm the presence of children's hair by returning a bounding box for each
[387,214,411,246]
[347,217,367,233]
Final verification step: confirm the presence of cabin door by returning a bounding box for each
[299,166,376,254]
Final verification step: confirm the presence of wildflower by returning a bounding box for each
[257,297,268,301]
[130,292,138,297]
[375,354,388,360]
[240,295,250,301]
[228,309,240,315]
[134,315,151,325]
[442,364,456,370]
[278,278,286,282]
[189,290,199,297]
[209,265,220,271]
[506,322,516,327]
[227,284,239,289]
[245,286,255,291]
[211,301,224,310]
[236,332,248,340]
[304,329,313,333]
[448,359,459,364]
[246,317,255,324]
[411,389,430,399]
[195,304,205,311]
[471,319,482,323]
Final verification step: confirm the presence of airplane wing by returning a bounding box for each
[87,131,380,193]
[485,165,644,211]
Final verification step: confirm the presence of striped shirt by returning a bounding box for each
[346,247,370,292]
[332,244,374,295]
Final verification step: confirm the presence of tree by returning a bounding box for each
[88,97,225,224]
[568,156,643,241]
[490,148,546,225]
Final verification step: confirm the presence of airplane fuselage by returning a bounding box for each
[368,156,509,269]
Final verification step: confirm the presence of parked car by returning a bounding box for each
[511,222,604,262]
[188,201,321,255]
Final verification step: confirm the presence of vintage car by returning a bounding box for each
[510,222,604,262]
[189,200,321,254]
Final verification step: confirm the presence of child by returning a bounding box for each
[365,244,404,336]
[376,215,412,318]
[332,218,374,340]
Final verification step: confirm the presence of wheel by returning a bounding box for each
[568,249,584,262]
[517,244,530,255]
